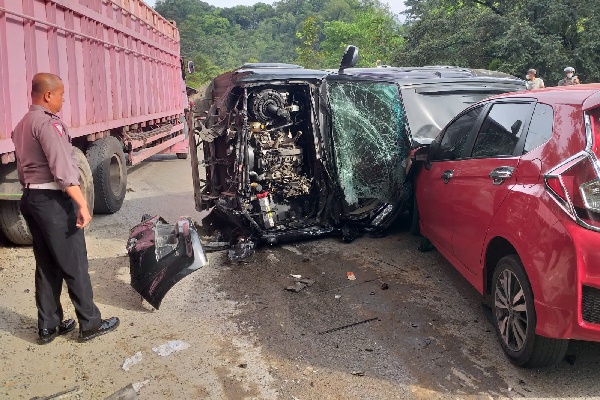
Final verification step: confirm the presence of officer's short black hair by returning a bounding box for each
[31,73,63,97]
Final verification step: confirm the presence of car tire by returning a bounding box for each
[0,200,32,245]
[409,195,420,236]
[176,152,188,160]
[492,255,568,368]
[86,136,127,214]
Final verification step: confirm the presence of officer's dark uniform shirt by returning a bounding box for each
[12,104,79,190]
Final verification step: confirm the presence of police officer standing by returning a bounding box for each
[12,73,119,344]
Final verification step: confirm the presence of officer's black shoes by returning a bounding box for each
[37,317,119,343]
[78,317,120,342]
[38,319,76,344]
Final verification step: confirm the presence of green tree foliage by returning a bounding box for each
[154,0,214,22]
[154,0,403,87]
[296,16,325,69]
[398,0,600,84]
[185,54,221,88]
[321,8,404,67]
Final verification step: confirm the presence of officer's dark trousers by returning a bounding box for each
[20,189,101,332]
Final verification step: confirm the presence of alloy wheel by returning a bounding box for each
[494,269,529,352]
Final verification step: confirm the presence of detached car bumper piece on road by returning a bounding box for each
[188,46,524,259]
[413,84,600,367]
[127,215,207,309]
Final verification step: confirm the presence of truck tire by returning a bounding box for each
[0,200,32,245]
[73,147,95,216]
[86,136,127,214]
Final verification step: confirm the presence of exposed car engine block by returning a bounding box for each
[245,88,314,228]
[250,128,311,198]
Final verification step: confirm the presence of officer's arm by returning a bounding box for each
[65,185,92,229]
[36,119,91,228]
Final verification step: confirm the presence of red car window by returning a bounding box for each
[523,103,554,154]
[433,107,483,161]
[471,103,532,158]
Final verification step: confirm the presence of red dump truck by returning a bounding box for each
[0,0,188,245]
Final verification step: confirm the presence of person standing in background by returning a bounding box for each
[12,73,119,344]
[525,69,545,90]
[558,67,580,86]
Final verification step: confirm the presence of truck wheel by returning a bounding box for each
[0,200,32,245]
[73,147,95,216]
[86,136,127,214]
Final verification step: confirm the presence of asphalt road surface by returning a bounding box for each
[1,154,599,399]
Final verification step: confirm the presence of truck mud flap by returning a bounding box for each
[127,215,207,309]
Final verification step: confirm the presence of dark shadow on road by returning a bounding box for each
[0,306,39,344]
[202,214,600,398]
[87,256,148,312]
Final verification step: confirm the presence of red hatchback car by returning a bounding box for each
[413,85,600,368]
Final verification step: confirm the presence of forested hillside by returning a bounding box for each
[155,0,403,87]
[156,0,600,88]
[400,0,600,86]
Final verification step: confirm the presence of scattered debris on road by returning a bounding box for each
[30,386,82,400]
[285,282,307,292]
[127,215,207,309]
[122,351,143,371]
[318,318,379,335]
[152,340,190,357]
[104,384,137,400]
[299,277,315,287]
[228,237,256,262]
[285,277,315,292]
[351,371,365,376]
[132,380,150,393]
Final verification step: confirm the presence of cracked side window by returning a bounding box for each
[327,81,409,205]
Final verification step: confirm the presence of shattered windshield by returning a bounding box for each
[401,88,498,144]
[327,81,409,205]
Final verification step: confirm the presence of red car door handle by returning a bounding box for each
[441,170,454,184]
[489,166,515,185]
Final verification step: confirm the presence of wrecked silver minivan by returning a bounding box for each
[188,47,524,256]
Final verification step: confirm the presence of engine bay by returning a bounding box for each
[218,84,322,231]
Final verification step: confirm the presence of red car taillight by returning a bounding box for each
[589,110,600,158]
[545,153,600,231]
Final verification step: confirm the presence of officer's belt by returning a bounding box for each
[25,182,61,190]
